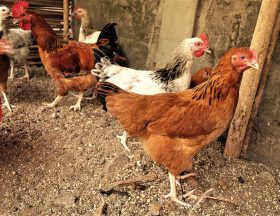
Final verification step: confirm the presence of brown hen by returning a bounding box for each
[96,47,258,206]
[12,1,126,111]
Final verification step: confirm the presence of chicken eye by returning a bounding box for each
[240,55,246,60]
[196,42,201,46]
[2,9,5,11]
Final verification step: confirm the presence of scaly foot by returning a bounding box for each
[163,192,192,207]
[18,74,30,79]
[2,103,14,112]
[69,103,81,111]
[116,132,130,152]
[43,96,63,108]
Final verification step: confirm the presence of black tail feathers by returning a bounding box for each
[97,23,118,43]
[96,82,123,111]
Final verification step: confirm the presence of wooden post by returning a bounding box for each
[63,0,69,40]
[224,0,280,158]
[242,10,280,156]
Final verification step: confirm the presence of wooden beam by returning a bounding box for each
[63,0,69,40]
[242,10,280,156]
[224,0,280,158]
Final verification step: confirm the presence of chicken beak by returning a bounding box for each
[204,47,211,54]
[71,11,76,17]
[250,61,259,70]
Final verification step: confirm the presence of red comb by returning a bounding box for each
[199,34,209,46]
[12,0,29,18]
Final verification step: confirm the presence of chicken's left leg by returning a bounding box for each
[70,92,83,111]
[19,64,29,79]
[43,95,64,108]
[9,60,15,80]
[116,131,130,152]
[163,172,192,207]
[2,91,13,112]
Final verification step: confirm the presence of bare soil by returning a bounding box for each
[0,67,279,216]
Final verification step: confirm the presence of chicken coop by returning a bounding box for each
[0,0,279,215]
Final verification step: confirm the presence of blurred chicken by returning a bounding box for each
[73,7,101,43]
[93,35,210,151]
[190,67,212,88]
[0,6,32,80]
[73,7,126,66]
[12,1,126,111]
[96,48,259,206]
[0,39,13,112]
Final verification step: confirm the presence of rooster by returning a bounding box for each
[96,48,259,206]
[0,39,13,112]
[92,35,210,151]
[0,6,32,80]
[12,0,126,111]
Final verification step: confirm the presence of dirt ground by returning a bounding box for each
[0,67,279,216]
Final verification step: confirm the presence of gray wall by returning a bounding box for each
[73,0,198,69]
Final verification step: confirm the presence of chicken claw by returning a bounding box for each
[116,131,130,151]
[69,92,83,111]
[1,92,13,112]
[69,103,81,111]
[164,172,191,208]
[43,95,63,108]
[176,172,196,186]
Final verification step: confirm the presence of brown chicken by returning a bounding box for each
[96,47,259,206]
[0,39,13,112]
[190,67,212,88]
[12,1,126,111]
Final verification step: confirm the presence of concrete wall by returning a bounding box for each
[73,0,198,69]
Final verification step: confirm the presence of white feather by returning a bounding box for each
[93,37,205,95]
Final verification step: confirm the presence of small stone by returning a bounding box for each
[217,178,227,190]
[54,194,76,208]
[237,176,245,184]
[50,112,58,119]
[149,202,161,216]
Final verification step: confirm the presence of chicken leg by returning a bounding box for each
[116,131,130,151]
[19,64,29,79]
[2,91,13,112]
[9,60,15,80]
[43,95,64,108]
[163,172,192,207]
[69,91,83,111]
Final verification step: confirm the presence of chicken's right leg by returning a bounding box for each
[116,131,130,151]
[163,172,192,207]
[2,92,13,112]
[43,95,64,108]
[19,63,29,79]
[9,60,15,80]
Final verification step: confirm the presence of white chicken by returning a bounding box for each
[92,34,210,151]
[0,6,32,80]
[73,7,101,43]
